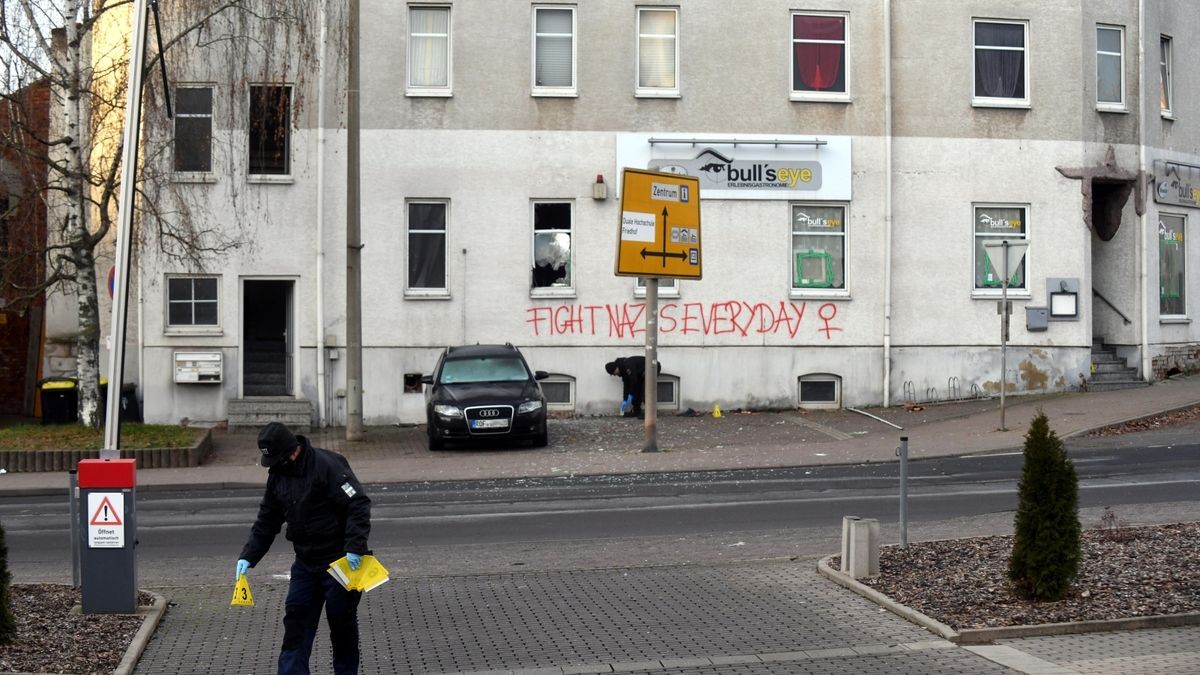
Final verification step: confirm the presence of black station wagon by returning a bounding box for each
[421,344,549,451]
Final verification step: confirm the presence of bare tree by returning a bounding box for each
[0,0,333,427]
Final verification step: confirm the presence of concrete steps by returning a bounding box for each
[227,397,312,431]
[1088,339,1147,392]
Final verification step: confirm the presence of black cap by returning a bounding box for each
[257,422,298,468]
[604,361,618,375]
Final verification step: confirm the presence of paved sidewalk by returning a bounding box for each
[9,378,1200,674]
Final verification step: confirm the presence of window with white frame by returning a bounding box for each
[1160,35,1173,116]
[174,86,212,172]
[791,204,846,291]
[791,12,848,100]
[656,374,678,410]
[1160,214,1185,316]
[167,276,219,327]
[1096,25,1124,110]
[798,374,840,408]
[408,5,452,96]
[635,277,679,297]
[407,201,448,292]
[973,19,1028,106]
[531,201,573,291]
[533,5,575,95]
[248,85,291,175]
[636,7,678,97]
[539,375,575,411]
[974,205,1028,291]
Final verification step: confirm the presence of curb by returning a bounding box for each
[816,555,1200,644]
[114,590,168,675]
[0,429,212,473]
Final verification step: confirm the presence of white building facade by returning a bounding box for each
[111,0,1200,427]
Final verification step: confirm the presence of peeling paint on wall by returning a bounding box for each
[1019,359,1049,389]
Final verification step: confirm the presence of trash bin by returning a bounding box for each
[99,379,142,424]
[39,378,78,425]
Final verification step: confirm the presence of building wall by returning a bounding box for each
[128,0,1200,426]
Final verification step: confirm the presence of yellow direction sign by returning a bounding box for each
[616,168,702,279]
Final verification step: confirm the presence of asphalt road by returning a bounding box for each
[3,438,1197,587]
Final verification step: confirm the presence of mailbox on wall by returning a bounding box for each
[174,351,222,383]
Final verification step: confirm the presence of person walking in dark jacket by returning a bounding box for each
[236,422,372,675]
[605,355,661,418]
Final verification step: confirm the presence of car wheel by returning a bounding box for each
[532,428,548,448]
[428,432,445,452]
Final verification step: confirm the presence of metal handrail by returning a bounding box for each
[1093,288,1132,325]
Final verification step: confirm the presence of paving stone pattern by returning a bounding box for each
[1000,626,1200,675]
[134,560,1010,674]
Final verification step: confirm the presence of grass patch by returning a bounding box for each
[0,424,205,451]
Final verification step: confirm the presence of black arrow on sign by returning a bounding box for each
[640,248,687,261]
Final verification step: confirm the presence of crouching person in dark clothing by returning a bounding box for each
[236,422,372,675]
[605,355,662,418]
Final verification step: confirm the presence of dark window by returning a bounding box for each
[800,379,837,403]
[249,86,291,175]
[974,21,1026,100]
[168,277,219,326]
[174,87,212,172]
[540,380,572,404]
[532,202,572,288]
[408,202,447,289]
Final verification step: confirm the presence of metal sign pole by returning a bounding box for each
[897,436,908,548]
[1000,241,1009,432]
[643,278,659,453]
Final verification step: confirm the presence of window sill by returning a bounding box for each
[404,289,451,300]
[635,289,681,299]
[972,290,1031,300]
[635,90,681,99]
[971,99,1031,110]
[532,89,578,98]
[790,93,852,104]
[406,89,453,98]
[164,327,223,337]
[1096,105,1128,114]
[248,175,294,185]
[171,172,217,184]
[1161,111,1176,121]
[790,290,850,301]
[530,288,576,300]
[1160,316,1191,324]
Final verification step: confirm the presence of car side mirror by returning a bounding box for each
[420,374,433,385]
[534,370,549,380]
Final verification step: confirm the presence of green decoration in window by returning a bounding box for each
[1160,240,1182,299]
[794,250,834,288]
[981,255,1021,288]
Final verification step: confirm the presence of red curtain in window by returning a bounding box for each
[794,15,844,91]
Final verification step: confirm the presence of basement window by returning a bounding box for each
[540,375,575,412]
[798,373,840,409]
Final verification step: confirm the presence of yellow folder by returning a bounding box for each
[327,555,390,593]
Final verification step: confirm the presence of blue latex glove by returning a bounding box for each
[347,553,362,571]
[235,559,249,580]
[620,394,633,414]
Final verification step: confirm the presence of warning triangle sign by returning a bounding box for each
[89,496,123,526]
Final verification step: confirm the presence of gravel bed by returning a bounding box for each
[858,522,1200,630]
[0,585,151,675]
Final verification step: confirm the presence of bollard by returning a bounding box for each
[845,518,880,579]
[840,516,860,573]
[897,436,909,548]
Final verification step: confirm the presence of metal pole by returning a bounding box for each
[897,436,908,548]
[643,278,659,452]
[103,0,150,456]
[69,470,80,588]
[1000,241,1009,431]
[345,0,364,441]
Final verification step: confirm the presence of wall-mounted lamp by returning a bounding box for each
[592,174,608,200]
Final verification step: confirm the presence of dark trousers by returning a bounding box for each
[278,559,362,675]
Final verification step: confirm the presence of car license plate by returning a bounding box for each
[471,419,508,429]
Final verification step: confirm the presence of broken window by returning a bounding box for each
[531,201,572,290]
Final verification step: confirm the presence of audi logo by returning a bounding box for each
[478,409,502,418]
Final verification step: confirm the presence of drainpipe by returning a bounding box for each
[881,0,894,406]
[1137,0,1150,381]
[314,0,329,425]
